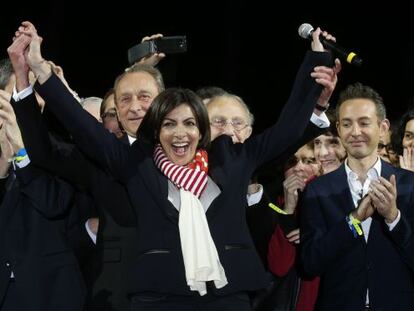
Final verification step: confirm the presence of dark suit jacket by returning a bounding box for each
[12,94,137,311]
[300,160,414,311]
[0,166,86,310]
[35,50,331,296]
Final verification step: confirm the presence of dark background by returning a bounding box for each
[2,1,413,133]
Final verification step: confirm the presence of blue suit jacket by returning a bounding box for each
[300,160,414,311]
[35,50,332,296]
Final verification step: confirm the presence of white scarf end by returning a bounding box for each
[188,278,228,296]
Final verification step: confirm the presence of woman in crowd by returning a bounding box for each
[20,21,338,310]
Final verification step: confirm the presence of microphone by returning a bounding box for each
[298,23,362,67]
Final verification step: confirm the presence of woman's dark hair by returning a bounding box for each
[325,109,339,137]
[137,88,211,149]
[100,88,115,116]
[395,108,414,155]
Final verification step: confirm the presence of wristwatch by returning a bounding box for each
[314,103,329,112]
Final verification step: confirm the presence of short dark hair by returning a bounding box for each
[138,88,211,150]
[0,58,14,90]
[196,86,227,101]
[336,82,386,121]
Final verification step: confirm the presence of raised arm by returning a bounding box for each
[310,28,341,117]
[20,21,134,181]
[7,26,93,189]
[241,28,340,171]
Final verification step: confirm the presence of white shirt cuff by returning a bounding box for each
[85,220,97,244]
[12,85,34,102]
[310,112,330,128]
[386,209,401,231]
[247,184,263,206]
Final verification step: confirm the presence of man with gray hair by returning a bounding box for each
[80,97,103,121]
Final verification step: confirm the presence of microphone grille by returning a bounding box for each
[298,23,314,39]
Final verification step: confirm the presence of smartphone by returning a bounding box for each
[128,36,187,65]
[152,36,187,54]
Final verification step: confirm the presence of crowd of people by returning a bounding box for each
[0,20,413,311]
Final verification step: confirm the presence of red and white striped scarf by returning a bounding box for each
[153,144,208,198]
[153,144,228,295]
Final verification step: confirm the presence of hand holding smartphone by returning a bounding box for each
[127,36,187,65]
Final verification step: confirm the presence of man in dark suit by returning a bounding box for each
[206,83,338,266]
[8,22,166,311]
[300,83,414,310]
[0,91,85,310]
[0,167,86,311]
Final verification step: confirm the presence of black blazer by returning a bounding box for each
[36,50,331,296]
[0,166,86,310]
[300,160,414,310]
[12,94,137,311]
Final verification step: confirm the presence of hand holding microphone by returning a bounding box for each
[308,27,334,53]
[306,26,342,113]
[299,23,362,66]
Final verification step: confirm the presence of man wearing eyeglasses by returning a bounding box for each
[207,94,253,143]
[204,52,340,305]
[205,89,336,222]
[377,125,399,166]
[100,89,124,139]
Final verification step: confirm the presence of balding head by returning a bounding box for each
[207,94,253,143]
[81,97,103,121]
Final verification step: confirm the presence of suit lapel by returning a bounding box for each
[365,160,394,244]
[331,165,369,245]
[332,165,356,215]
[205,165,226,220]
[137,156,179,223]
[0,174,19,233]
[208,165,226,191]
[121,134,130,146]
[380,159,394,180]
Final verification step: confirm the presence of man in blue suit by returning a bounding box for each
[300,83,414,311]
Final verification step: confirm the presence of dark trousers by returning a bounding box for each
[130,291,251,311]
[0,280,18,311]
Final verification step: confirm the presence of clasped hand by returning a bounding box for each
[352,175,398,223]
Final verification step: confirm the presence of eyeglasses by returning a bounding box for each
[101,110,118,121]
[377,143,393,152]
[210,117,249,131]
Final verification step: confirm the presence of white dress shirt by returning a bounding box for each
[344,157,401,303]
